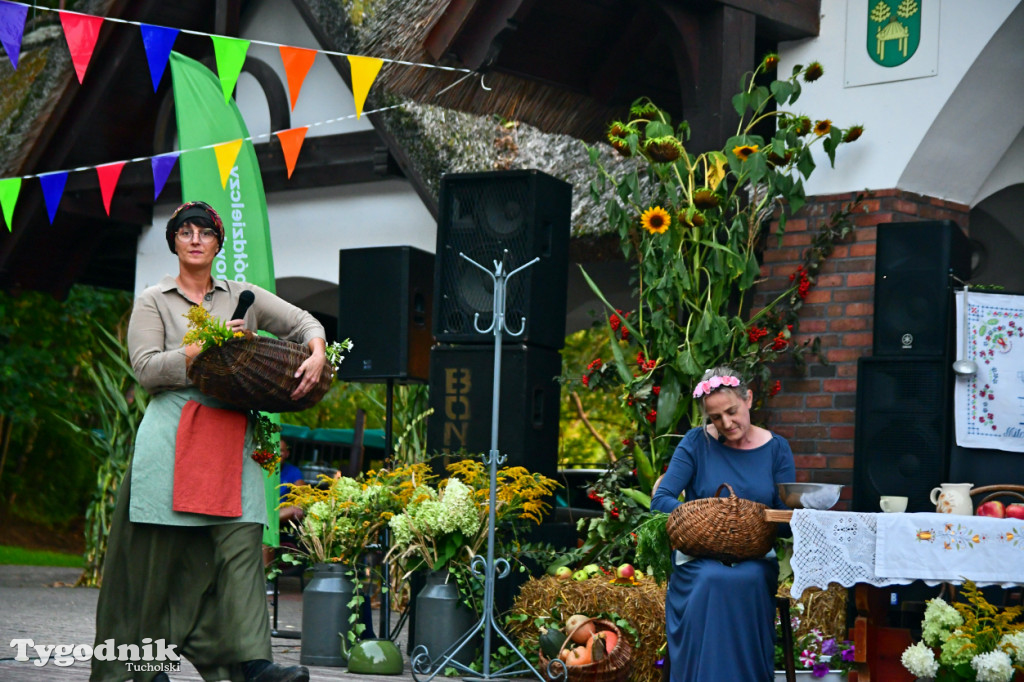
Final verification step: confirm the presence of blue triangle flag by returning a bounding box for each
[39,172,67,224]
[151,152,179,200]
[0,0,28,69]
[140,23,179,91]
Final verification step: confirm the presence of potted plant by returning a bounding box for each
[773,611,856,681]
[386,459,559,669]
[900,581,1024,682]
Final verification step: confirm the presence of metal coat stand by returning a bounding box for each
[410,252,557,682]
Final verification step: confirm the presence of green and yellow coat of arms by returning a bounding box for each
[868,0,922,67]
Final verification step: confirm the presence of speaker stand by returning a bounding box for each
[410,253,557,682]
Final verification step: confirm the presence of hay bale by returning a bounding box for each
[778,582,848,641]
[508,575,666,682]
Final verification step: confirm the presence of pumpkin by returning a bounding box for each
[565,614,596,644]
[597,629,618,653]
[539,627,566,660]
[566,645,593,666]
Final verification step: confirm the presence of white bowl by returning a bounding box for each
[777,483,842,510]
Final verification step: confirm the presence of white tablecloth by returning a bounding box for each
[789,510,1024,598]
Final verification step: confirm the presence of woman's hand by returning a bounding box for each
[291,338,327,400]
[225,318,247,334]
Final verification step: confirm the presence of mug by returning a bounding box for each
[879,495,908,513]
[929,482,974,515]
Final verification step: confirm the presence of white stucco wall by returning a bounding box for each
[779,0,1022,205]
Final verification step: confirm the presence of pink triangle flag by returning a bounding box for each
[275,127,308,179]
[59,11,104,84]
[279,46,316,111]
[95,162,125,216]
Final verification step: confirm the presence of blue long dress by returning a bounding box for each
[651,427,795,682]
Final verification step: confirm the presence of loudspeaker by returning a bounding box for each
[853,356,952,513]
[873,220,970,356]
[336,246,433,382]
[434,170,572,349]
[426,344,561,480]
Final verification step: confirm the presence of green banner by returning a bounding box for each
[169,51,280,547]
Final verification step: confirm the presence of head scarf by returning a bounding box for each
[165,201,225,254]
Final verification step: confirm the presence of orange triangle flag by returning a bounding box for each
[59,11,104,84]
[95,162,125,216]
[347,55,383,119]
[276,127,309,179]
[214,139,244,189]
[279,46,317,111]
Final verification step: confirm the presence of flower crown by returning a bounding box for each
[692,375,741,398]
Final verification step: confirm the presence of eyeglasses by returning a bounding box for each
[175,227,218,242]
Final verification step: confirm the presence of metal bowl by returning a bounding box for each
[777,482,842,510]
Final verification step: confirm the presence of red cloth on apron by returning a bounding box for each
[172,400,247,517]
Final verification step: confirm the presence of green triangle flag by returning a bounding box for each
[0,177,22,231]
[210,35,250,102]
[169,51,280,546]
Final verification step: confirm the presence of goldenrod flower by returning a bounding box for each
[732,144,759,161]
[640,206,671,234]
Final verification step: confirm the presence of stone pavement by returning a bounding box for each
[0,565,417,681]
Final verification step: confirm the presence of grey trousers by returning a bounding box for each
[91,467,271,681]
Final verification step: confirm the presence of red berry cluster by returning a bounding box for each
[609,310,630,340]
[789,265,811,299]
[769,380,782,396]
[748,326,769,343]
[581,357,603,387]
[251,449,281,473]
[771,332,789,351]
[636,350,657,372]
[645,409,657,423]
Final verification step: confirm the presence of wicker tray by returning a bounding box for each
[187,332,333,413]
[666,482,776,563]
[539,618,632,682]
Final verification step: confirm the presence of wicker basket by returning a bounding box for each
[539,618,632,682]
[666,482,777,563]
[187,332,333,413]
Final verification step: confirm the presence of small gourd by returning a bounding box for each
[565,614,596,644]
[566,645,593,666]
[539,627,566,660]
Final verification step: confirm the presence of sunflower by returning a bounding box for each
[692,188,720,210]
[793,116,812,135]
[732,144,759,161]
[762,52,779,71]
[643,136,684,163]
[843,125,864,143]
[813,119,832,136]
[640,206,671,234]
[803,61,824,82]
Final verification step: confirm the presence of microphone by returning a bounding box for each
[230,290,255,321]
[717,434,727,444]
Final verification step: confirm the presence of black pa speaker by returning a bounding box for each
[336,246,433,382]
[873,220,970,356]
[853,356,952,513]
[426,344,562,480]
[434,170,572,349]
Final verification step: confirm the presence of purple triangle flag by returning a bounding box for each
[151,152,179,200]
[39,171,68,224]
[140,23,179,91]
[0,0,28,69]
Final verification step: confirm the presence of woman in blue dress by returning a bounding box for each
[651,367,795,681]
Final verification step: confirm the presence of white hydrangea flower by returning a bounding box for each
[901,642,939,678]
[922,597,963,647]
[438,478,482,536]
[971,650,1015,682]
[389,513,413,546]
[999,631,1024,665]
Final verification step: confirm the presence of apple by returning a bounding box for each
[583,564,602,577]
[572,570,589,581]
[1005,503,1024,520]
[555,566,574,581]
[615,563,635,580]
[976,500,1006,518]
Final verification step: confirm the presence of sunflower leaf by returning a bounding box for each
[732,91,750,117]
[770,79,794,104]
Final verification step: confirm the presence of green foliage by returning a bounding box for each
[0,544,84,567]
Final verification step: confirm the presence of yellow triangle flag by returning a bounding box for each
[214,139,244,188]
[347,55,383,119]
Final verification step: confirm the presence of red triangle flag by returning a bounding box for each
[279,46,316,111]
[275,127,308,179]
[96,162,125,216]
[59,11,104,83]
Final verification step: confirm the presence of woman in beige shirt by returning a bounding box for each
[92,201,323,682]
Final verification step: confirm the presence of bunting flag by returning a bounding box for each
[0,0,28,69]
[140,23,179,91]
[95,162,124,216]
[150,152,179,200]
[170,51,280,547]
[0,176,20,230]
[213,139,243,188]
[59,10,103,83]
[275,127,307,179]
[348,55,383,119]
[210,35,250,102]
[279,45,316,111]
[39,172,68,224]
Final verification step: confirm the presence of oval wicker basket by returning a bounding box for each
[539,618,632,682]
[187,332,333,413]
[666,482,777,563]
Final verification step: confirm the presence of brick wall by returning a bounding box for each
[754,189,970,509]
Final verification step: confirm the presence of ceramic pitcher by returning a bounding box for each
[929,482,974,515]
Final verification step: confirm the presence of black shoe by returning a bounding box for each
[249,662,310,682]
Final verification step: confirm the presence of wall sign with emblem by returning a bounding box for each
[845,0,940,88]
